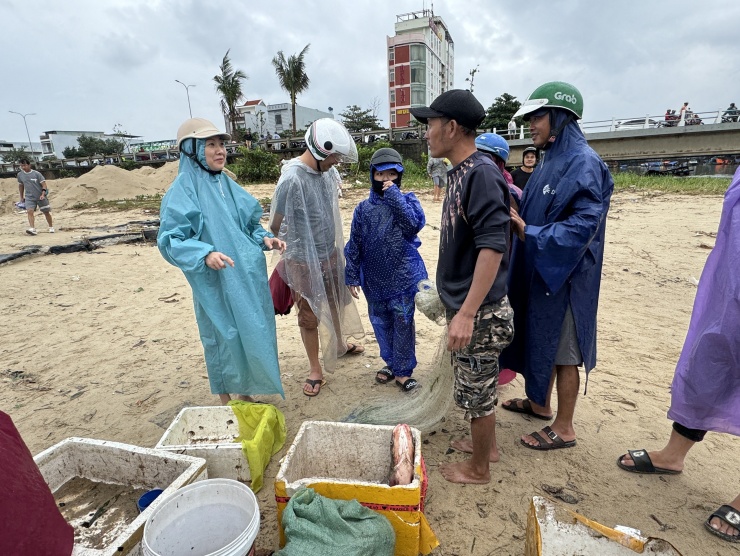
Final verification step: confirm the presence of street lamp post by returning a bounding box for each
[9,111,36,161]
[175,80,195,118]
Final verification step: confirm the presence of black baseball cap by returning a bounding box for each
[410,89,485,130]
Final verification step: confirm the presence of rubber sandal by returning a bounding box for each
[303,378,326,397]
[376,367,395,384]
[616,449,682,475]
[502,398,552,420]
[396,378,419,392]
[345,343,364,355]
[521,426,576,450]
[704,505,740,543]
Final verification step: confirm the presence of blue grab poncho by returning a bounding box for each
[157,140,284,397]
[500,113,613,406]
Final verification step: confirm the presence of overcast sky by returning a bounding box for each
[2,0,739,143]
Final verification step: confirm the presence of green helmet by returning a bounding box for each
[514,81,584,120]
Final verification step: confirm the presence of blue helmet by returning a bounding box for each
[475,133,510,163]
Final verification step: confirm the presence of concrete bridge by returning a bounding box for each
[508,121,740,163]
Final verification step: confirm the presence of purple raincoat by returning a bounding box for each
[667,167,740,436]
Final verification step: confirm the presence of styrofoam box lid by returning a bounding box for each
[275,421,422,495]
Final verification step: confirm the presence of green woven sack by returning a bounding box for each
[276,488,395,556]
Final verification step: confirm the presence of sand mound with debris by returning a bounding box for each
[52,165,167,208]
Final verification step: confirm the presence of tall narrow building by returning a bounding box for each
[387,9,454,129]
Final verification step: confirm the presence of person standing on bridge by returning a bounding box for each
[500,81,614,451]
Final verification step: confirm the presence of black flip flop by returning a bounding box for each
[303,378,326,397]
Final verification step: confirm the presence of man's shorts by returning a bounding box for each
[432,175,444,187]
[293,291,318,330]
[25,197,51,212]
[447,296,514,420]
[554,305,583,366]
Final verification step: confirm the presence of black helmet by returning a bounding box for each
[522,146,539,161]
[370,148,403,169]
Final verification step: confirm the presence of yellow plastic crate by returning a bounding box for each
[274,421,438,556]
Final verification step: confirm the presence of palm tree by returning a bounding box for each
[213,49,248,135]
[272,44,311,134]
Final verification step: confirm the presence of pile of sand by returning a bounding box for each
[0,161,243,213]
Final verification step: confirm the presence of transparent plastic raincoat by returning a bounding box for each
[500,112,614,406]
[270,159,364,373]
[157,140,284,397]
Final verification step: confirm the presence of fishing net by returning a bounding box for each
[343,329,453,434]
[414,279,446,326]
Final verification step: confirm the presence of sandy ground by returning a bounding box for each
[1,170,738,555]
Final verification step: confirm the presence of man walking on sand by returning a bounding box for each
[269,119,365,398]
[411,89,513,484]
[500,82,613,451]
[17,158,54,235]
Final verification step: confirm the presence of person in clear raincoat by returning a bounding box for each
[269,119,365,397]
[158,118,286,405]
[344,148,428,392]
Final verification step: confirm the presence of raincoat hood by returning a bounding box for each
[179,137,222,175]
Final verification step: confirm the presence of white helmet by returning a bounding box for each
[305,118,358,163]
[176,118,231,149]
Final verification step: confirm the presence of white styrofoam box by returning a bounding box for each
[275,420,423,496]
[34,437,207,556]
[154,406,250,482]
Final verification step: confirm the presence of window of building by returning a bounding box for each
[389,68,395,83]
[388,48,394,63]
[275,114,282,125]
[390,90,395,103]
[410,85,426,106]
[391,113,396,125]
[410,44,425,62]
[410,65,426,84]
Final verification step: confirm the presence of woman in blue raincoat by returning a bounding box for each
[344,148,428,391]
[158,118,286,404]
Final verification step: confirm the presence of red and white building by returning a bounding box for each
[387,9,454,129]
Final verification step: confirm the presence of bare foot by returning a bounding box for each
[618,450,683,473]
[450,438,500,462]
[439,460,490,484]
[233,394,255,402]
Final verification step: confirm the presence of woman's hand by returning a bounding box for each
[263,236,286,254]
[510,208,526,241]
[205,251,234,270]
[382,180,396,192]
[348,285,360,299]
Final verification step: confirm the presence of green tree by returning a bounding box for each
[0,146,32,163]
[339,105,382,132]
[213,49,248,135]
[482,93,522,131]
[63,135,125,158]
[272,44,310,134]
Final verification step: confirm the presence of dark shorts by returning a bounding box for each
[447,297,514,419]
[554,305,583,366]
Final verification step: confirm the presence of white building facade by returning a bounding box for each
[237,100,334,137]
[387,9,454,129]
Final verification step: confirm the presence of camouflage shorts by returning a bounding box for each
[447,296,514,420]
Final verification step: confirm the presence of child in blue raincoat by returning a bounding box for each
[157,118,286,404]
[344,148,428,391]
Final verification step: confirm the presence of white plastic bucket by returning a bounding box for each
[142,478,259,556]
